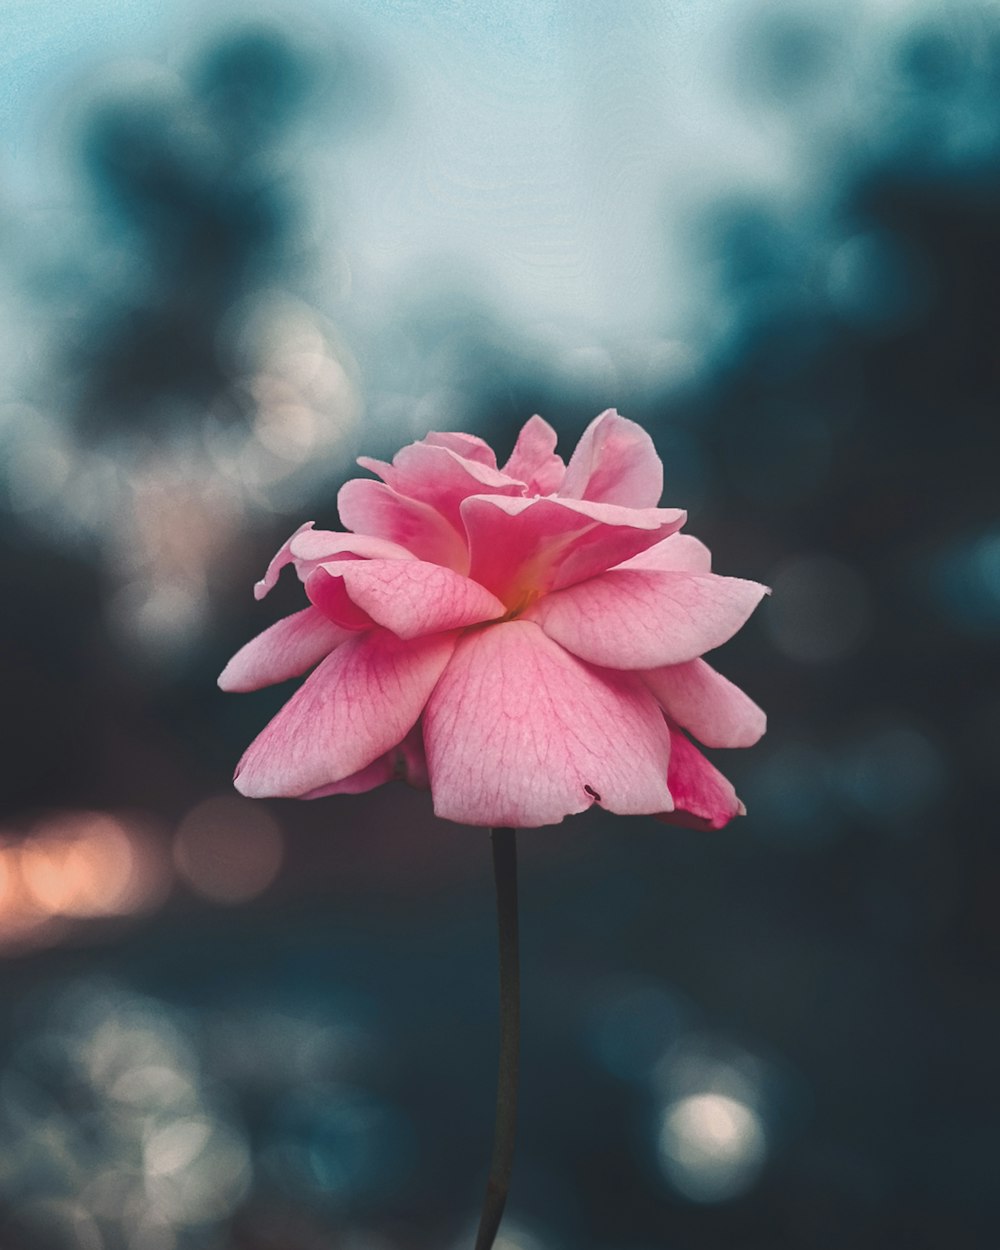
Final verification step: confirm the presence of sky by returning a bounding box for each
[2,0,933,343]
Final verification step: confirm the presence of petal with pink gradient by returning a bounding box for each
[462,494,686,607]
[656,725,744,831]
[502,414,566,495]
[424,620,672,828]
[337,478,470,570]
[254,523,415,601]
[234,630,456,798]
[560,410,663,507]
[307,559,505,639]
[529,568,768,669]
[289,526,414,565]
[301,753,394,798]
[358,442,524,531]
[423,430,498,468]
[304,569,375,631]
[614,532,712,574]
[642,659,766,748]
[302,725,428,798]
[217,606,353,693]
[253,521,315,601]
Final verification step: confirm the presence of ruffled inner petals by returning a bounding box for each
[337,478,470,570]
[462,494,686,607]
[423,431,498,468]
[289,526,414,565]
[307,559,505,639]
[560,409,663,507]
[254,522,415,601]
[304,569,375,631]
[502,414,566,495]
[358,442,524,533]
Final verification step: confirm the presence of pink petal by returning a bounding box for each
[560,409,663,507]
[423,620,672,827]
[641,659,766,748]
[254,523,414,601]
[254,521,315,600]
[302,753,394,798]
[303,724,429,798]
[306,559,505,639]
[529,568,768,669]
[502,414,566,495]
[337,478,470,570]
[461,494,686,607]
[289,526,415,565]
[359,442,523,530]
[218,606,353,693]
[657,725,744,831]
[423,431,498,468]
[614,532,712,574]
[234,630,456,798]
[304,568,375,631]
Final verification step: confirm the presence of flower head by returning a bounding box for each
[219,410,767,828]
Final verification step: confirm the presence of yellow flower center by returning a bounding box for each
[496,587,540,622]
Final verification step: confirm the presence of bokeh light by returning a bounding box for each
[657,1092,768,1203]
[0,838,56,953]
[21,812,141,918]
[0,812,170,955]
[173,796,284,905]
[0,980,254,1249]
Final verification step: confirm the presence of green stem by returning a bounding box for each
[474,827,520,1250]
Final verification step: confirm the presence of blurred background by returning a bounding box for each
[2,0,999,1246]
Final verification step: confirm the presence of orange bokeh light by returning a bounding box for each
[0,835,60,952]
[15,810,171,927]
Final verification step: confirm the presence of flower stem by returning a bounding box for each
[474,827,520,1250]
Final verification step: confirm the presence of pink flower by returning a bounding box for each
[219,411,767,829]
